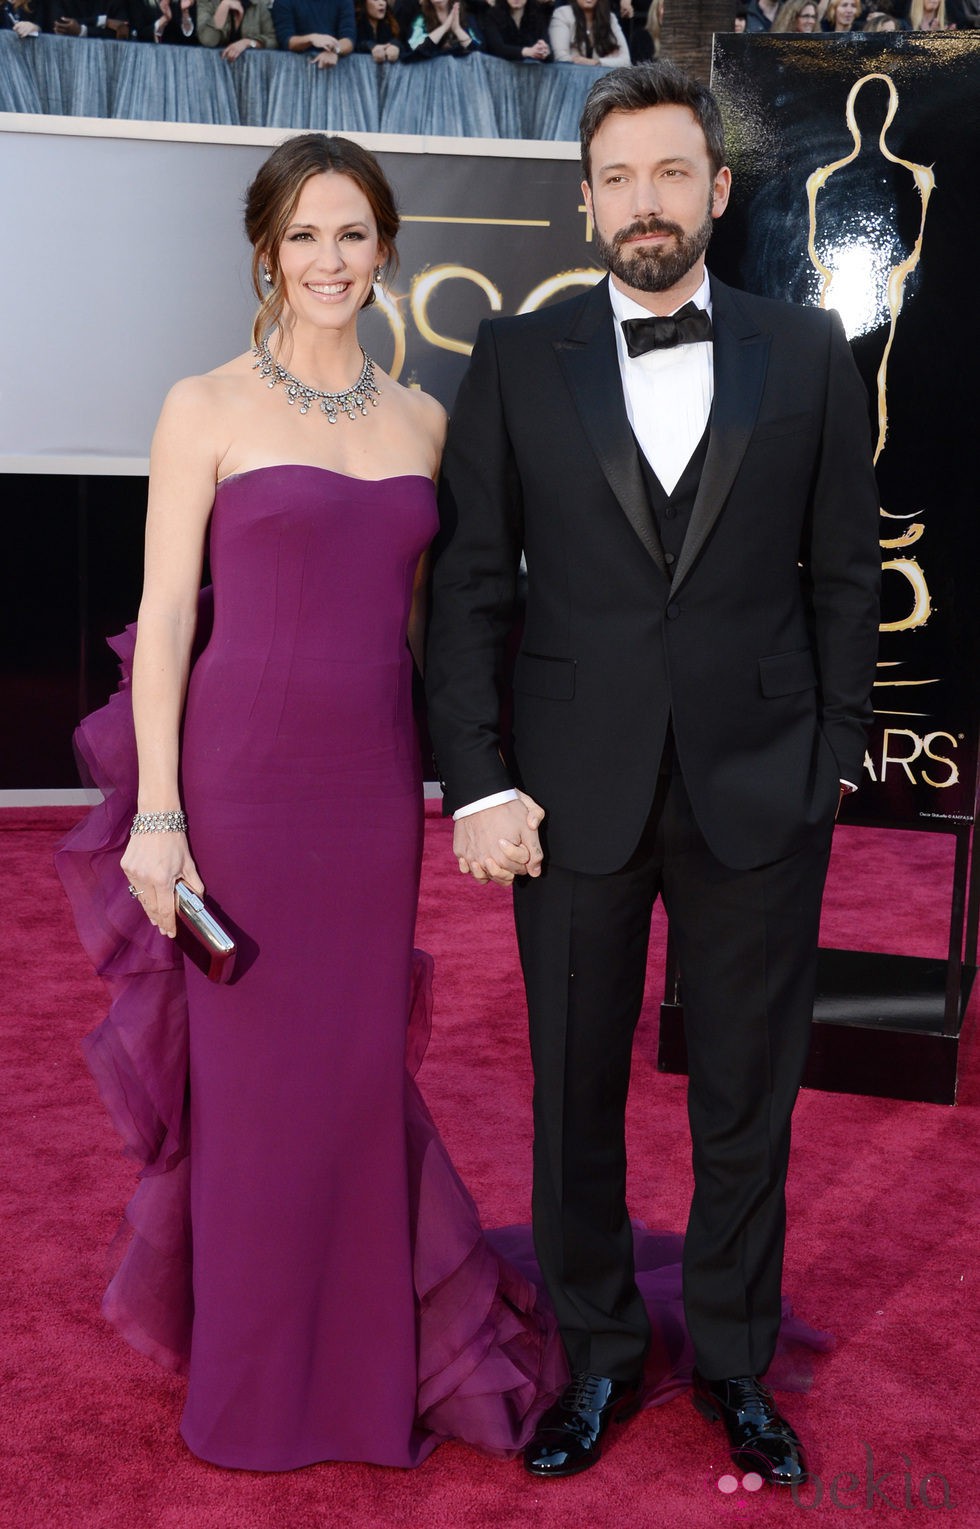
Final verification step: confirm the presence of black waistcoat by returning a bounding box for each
[635,421,711,580]
[635,422,711,777]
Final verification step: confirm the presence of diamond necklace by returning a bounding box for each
[253,339,381,424]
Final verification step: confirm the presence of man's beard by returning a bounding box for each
[595,198,715,293]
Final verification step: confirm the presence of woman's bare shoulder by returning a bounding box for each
[151,355,256,477]
[384,375,448,451]
[167,350,253,394]
[207,349,259,382]
[157,353,256,427]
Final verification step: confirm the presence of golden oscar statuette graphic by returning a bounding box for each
[806,73,951,784]
[408,267,603,358]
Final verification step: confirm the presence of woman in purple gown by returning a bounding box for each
[57,133,824,1475]
[57,134,568,1471]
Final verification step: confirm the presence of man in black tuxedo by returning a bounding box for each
[425,63,880,1486]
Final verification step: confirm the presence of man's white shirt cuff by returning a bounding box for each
[453,789,519,820]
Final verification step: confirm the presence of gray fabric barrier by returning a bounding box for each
[0,31,593,138]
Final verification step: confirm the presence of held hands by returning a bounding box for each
[453,791,545,888]
[522,38,550,58]
[121,831,204,940]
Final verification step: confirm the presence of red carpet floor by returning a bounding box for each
[2,806,977,1528]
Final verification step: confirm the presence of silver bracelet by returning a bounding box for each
[130,810,188,835]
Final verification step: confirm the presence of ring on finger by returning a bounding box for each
[127,883,145,899]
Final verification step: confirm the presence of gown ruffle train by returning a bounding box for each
[56,466,829,1472]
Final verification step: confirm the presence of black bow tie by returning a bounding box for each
[621,302,713,357]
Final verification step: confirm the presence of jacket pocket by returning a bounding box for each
[513,652,576,700]
[750,411,812,445]
[759,648,817,698]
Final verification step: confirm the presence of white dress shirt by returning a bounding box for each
[609,270,714,495]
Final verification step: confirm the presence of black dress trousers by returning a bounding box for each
[513,762,834,1382]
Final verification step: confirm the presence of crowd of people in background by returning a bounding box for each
[1,0,966,59]
[0,0,668,57]
[737,0,964,30]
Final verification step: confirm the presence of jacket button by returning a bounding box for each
[666,604,680,620]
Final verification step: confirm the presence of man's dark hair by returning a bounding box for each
[579,63,727,184]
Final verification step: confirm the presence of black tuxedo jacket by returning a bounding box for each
[426,274,881,874]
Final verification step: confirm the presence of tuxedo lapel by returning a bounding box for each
[671,276,770,592]
[553,281,669,579]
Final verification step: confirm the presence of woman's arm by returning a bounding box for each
[196,0,227,45]
[547,4,575,58]
[452,14,480,47]
[408,550,430,674]
[120,377,219,937]
[334,0,355,43]
[407,390,446,669]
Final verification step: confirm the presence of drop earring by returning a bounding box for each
[262,267,273,286]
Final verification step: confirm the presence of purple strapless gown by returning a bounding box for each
[56,466,829,1472]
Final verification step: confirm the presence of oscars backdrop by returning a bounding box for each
[4,70,980,806]
[708,32,980,831]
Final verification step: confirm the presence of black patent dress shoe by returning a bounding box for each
[691,1370,808,1487]
[523,1372,641,1478]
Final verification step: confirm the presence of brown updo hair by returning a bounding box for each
[244,134,400,347]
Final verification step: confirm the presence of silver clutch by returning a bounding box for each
[175,880,237,983]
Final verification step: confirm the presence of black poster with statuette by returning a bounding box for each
[707,31,980,828]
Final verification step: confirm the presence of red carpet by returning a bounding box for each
[2,806,977,1527]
